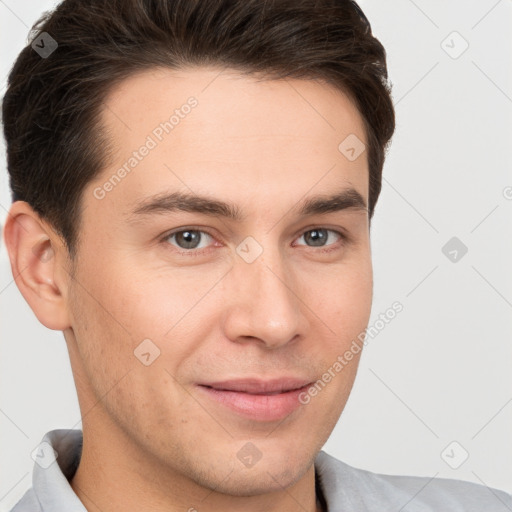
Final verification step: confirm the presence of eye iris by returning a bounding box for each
[305,229,328,246]
[175,230,201,249]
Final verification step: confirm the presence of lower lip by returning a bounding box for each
[197,384,311,422]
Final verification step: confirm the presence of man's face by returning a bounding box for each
[65,67,372,494]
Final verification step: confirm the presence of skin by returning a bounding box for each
[4,67,373,512]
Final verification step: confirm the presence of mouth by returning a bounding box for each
[196,378,313,422]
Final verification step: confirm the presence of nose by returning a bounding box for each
[221,245,308,349]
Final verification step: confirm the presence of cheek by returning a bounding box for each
[337,271,373,328]
[70,261,224,388]
[314,259,373,332]
[68,277,135,386]
[68,268,194,425]
[106,258,225,325]
[67,257,160,386]
[304,258,372,391]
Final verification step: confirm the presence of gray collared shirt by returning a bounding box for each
[10,430,512,511]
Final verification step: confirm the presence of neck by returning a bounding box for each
[70,413,322,512]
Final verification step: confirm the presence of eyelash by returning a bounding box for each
[160,226,348,257]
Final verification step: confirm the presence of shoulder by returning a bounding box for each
[315,450,512,511]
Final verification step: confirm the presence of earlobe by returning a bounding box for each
[3,200,72,330]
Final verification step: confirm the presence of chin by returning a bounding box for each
[215,464,308,497]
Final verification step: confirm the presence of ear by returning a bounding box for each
[3,201,72,330]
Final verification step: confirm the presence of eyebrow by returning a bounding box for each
[126,187,367,223]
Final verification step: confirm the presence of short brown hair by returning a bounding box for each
[2,0,395,258]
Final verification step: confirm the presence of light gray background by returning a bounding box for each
[1,0,511,510]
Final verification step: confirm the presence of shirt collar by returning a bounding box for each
[32,430,86,512]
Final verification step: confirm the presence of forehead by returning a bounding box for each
[102,66,366,142]
[89,67,369,219]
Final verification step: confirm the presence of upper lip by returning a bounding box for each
[198,377,313,394]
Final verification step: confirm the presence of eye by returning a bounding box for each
[295,228,345,249]
[164,229,215,251]
[161,226,347,255]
